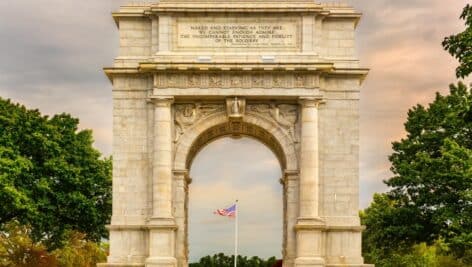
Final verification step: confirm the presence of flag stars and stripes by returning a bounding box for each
[214,204,236,217]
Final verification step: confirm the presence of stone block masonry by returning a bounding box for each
[99,0,372,266]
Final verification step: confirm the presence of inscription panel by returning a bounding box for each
[174,17,301,51]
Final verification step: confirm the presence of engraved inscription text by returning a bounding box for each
[176,17,300,50]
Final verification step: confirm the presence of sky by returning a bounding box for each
[0,0,470,262]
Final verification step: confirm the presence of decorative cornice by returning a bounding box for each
[111,2,361,20]
[294,224,365,232]
[104,65,368,74]
[103,66,369,88]
[103,67,141,82]
[323,68,369,84]
[150,96,174,107]
[146,224,178,230]
[139,62,334,72]
[107,224,178,231]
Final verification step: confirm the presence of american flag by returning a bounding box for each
[214,204,237,217]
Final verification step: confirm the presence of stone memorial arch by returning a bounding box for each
[101,0,370,266]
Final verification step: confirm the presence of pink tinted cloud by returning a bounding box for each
[354,0,471,207]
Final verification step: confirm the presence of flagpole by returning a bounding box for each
[234,200,238,267]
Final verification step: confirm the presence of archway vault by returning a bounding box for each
[171,101,301,267]
[174,108,299,172]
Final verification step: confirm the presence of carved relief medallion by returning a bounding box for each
[167,74,180,87]
[252,74,264,88]
[174,103,225,142]
[247,103,299,141]
[230,75,243,87]
[273,75,283,88]
[209,74,223,87]
[294,74,305,88]
[187,74,200,88]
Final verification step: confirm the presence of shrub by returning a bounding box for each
[0,221,107,267]
[0,221,57,267]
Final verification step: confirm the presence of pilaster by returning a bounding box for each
[282,170,299,267]
[295,97,325,267]
[173,170,191,267]
[147,96,177,267]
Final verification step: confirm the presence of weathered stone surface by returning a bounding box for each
[103,0,371,266]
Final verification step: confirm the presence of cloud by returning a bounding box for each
[191,137,282,190]
[0,0,119,155]
[349,0,471,208]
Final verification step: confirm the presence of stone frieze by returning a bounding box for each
[155,73,319,89]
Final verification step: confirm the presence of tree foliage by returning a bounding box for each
[443,4,472,78]
[362,83,472,264]
[0,221,57,267]
[362,235,466,267]
[0,221,107,267]
[52,231,108,267]
[189,253,278,267]
[0,97,112,249]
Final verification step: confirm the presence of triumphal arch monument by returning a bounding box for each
[101,0,370,266]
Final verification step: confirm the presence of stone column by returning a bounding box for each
[146,96,177,267]
[173,170,191,267]
[295,97,325,267]
[283,170,299,267]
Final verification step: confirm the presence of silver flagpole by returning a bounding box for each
[234,200,238,267]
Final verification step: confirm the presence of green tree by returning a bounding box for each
[361,83,472,264]
[443,4,472,78]
[52,231,107,267]
[189,254,278,267]
[0,98,112,249]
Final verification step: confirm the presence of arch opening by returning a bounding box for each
[188,136,284,263]
[173,115,299,267]
[185,122,288,171]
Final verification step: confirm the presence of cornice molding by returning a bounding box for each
[111,2,361,24]
[103,65,369,84]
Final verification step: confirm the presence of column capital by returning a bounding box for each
[280,170,299,185]
[151,96,174,107]
[284,170,299,179]
[298,96,325,107]
[173,169,192,184]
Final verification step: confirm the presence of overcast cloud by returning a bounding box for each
[0,0,470,261]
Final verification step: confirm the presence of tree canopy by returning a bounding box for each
[363,4,472,264]
[189,253,278,267]
[443,4,472,78]
[362,83,472,264]
[0,98,112,249]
